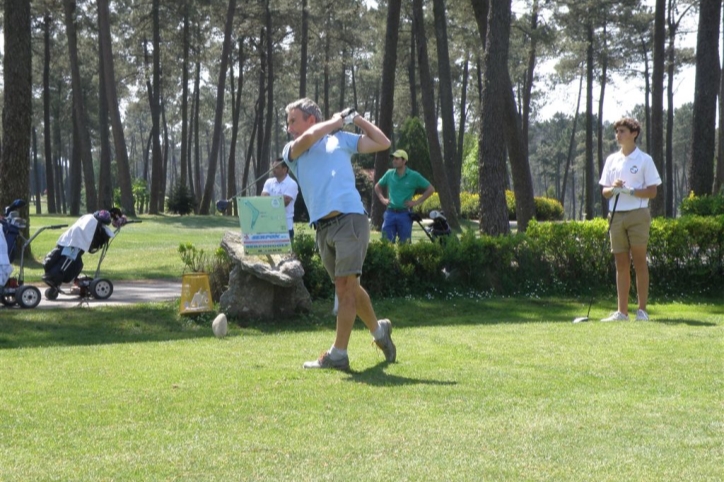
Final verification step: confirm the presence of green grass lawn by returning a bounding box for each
[1,297,722,481]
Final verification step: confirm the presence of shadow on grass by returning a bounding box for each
[654,319,718,327]
[0,302,209,350]
[3,296,720,351]
[345,361,458,387]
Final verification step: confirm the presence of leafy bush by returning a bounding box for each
[292,233,334,301]
[178,243,231,302]
[294,216,724,301]
[505,190,516,219]
[507,190,564,221]
[534,197,565,221]
[414,192,442,217]
[167,182,196,215]
[413,191,563,221]
[680,192,724,216]
[459,191,479,219]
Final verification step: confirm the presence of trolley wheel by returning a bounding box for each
[90,279,113,300]
[1,293,16,307]
[44,287,59,301]
[17,285,41,309]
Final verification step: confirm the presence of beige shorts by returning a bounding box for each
[608,208,651,253]
[316,213,370,279]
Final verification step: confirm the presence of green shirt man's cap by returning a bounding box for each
[390,149,408,160]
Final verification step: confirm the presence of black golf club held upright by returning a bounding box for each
[573,193,619,323]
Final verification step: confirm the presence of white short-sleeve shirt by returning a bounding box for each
[599,147,662,211]
[261,175,299,230]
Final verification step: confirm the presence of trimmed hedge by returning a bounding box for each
[680,192,724,216]
[414,191,563,221]
[296,215,724,300]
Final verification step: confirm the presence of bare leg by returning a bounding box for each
[354,283,379,332]
[630,244,649,311]
[333,275,379,349]
[613,252,631,315]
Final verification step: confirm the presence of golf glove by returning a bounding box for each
[611,187,634,196]
[343,110,358,125]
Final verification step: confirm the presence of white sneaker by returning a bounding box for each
[601,311,629,322]
[635,309,649,321]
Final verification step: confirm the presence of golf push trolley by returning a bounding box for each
[1,199,67,309]
[42,209,140,302]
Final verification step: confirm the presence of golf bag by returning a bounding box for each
[410,210,453,243]
[427,210,452,241]
[1,200,27,286]
[42,211,114,288]
[0,224,13,286]
[1,199,27,263]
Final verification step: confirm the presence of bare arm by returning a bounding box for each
[406,184,435,208]
[288,114,345,161]
[374,183,389,206]
[353,115,391,154]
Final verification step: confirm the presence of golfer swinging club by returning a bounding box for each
[599,117,661,322]
[282,98,396,370]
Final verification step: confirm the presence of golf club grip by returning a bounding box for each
[49,224,68,229]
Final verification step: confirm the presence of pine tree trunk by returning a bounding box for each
[371,0,402,230]
[43,11,57,214]
[476,0,512,236]
[0,0,31,225]
[412,0,460,231]
[199,0,236,214]
[688,0,722,196]
[63,0,98,214]
[98,0,135,215]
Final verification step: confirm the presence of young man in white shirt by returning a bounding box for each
[261,158,299,243]
[599,117,662,322]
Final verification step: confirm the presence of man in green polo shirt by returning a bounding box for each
[374,149,435,242]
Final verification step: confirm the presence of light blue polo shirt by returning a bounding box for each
[282,131,365,224]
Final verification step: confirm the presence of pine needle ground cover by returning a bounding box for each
[1,298,721,481]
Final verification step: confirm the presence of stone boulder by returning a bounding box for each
[219,231,312,320]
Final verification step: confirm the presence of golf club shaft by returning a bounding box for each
[223,165,277,203]
[608,194,620,234]
[577,193,620,322]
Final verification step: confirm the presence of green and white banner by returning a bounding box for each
[237,196,291,255]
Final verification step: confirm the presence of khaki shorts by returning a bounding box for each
[608,208,651,253]
[316,213,370,279]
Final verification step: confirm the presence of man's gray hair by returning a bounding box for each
[286,98,322,123]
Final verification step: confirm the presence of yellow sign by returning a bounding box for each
[179,272,213,314]
[237,196,291,255]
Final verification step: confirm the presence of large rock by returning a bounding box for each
[219,231,312,320]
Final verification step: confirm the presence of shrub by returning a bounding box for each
[178,243,231,302]
[534,197,565,221]
[507,190,564,221]
[459,191,479,220]
[505,190,516,220]
[414,192,443,217]
[292,233,334,301]
[167,182,196,215]
[294,216,724,301]
[680,192,724,216]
